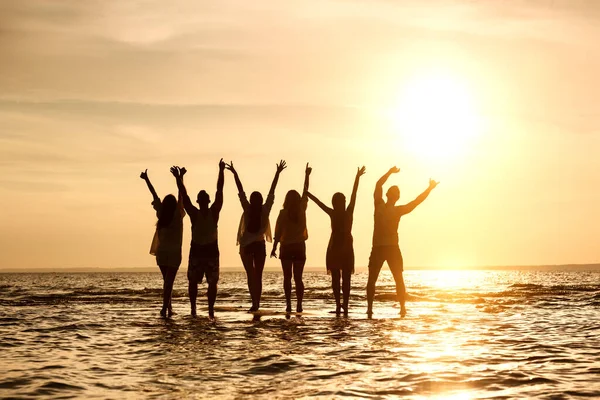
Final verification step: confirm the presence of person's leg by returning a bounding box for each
[158,265,168,317]
[281,260,293,312]
[206,258,220,319]
[240,250,256,311]
[293,259,306,313]
[188,276,198,317]
[331,269,341,313]
[366,247,386,315]
[164,267,177,317]
[254,248,266,310]
[342,268,352,314]
[388,248,406,317]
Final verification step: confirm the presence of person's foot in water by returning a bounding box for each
[160,308,167,318]
[191,305,197,318]
[208,308,215,319]
[285,302,292,313]
[400,305,407,318]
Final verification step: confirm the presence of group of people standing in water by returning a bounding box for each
[140,159,438,319]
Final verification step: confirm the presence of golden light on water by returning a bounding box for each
[390,69,484,164]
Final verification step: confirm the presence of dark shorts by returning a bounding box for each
[188,241,220,285]
[280,242,306,261]
[240,240,266,258]
[368,245,403,276]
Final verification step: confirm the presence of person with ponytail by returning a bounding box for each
[271,163,311,313]
[226,160,287,312]
[140,168,185,317]
[307,166,366,315]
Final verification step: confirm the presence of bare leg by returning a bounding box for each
[207,283,217,318]
[342,269,351,314]
[159,265,168,317]
[282,260,293,312]
[388,249,406,317]
[254,251,266,310]
[188,281,198,317]
[163,267,177,318]
[366,247,385,315]
[241,252,256,311]
[331,269,341,314]
[293,260,306,313]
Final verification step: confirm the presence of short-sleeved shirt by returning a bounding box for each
[275,197,309,245]
[372,199,403,247]
[150,199,185,258]
[237,192,274,247]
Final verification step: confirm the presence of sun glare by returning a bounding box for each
[390,71,483,162]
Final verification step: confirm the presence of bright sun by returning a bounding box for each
[390,71,483,162]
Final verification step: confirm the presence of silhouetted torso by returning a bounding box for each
[372,201,402,247]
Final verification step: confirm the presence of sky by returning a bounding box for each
[0,0,599,270]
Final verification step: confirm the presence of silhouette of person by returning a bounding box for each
[171,160,225,319]
[271,163,311,313]
[307,166,366,315]
[140,168,185,318]
[226,160,287,312]
[366,167,439,317]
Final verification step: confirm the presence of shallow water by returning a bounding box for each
[1,270,599,399]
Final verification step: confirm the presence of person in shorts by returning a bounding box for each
[366,166,438,318]
[172,160,225,318]
[227,160,286,312]
[271,163,311,313]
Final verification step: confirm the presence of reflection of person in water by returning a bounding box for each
[366,167,438,318]
[307,166,366,315]
[171,160,225,319]
[271,163,311,313]
[226,160,287,312]
[140,168,185,318]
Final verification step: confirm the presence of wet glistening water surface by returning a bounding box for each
[1,270,599,399]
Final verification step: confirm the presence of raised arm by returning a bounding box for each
[171,166,196,216]
[268,160,287,198]
[213,158,226,213]
[399,178,439,215]
[302,163,311,204]
[374,166,400,204]
[225,161,244,194]
[347,166,366,215]
[307,192,332,215]
[140,169,160,203]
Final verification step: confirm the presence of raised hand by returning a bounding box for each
[357,166,366,177]
[276,160,287,174]
[219,158,226,170]
[388,166,400,174]
[305,162,312,176]
[180,167,187,176]
[140,169,148,180]
[225,161,236,174]
[170,166,180,178]
[429,178,439,190]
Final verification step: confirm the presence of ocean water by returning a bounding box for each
[1,269,599,399]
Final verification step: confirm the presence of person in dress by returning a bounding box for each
[366,166,439,317]
[140,168,185,318]
[171,160,225,319]
[307,166,366,315]
[226,160,287,312]
[271,163,311,313]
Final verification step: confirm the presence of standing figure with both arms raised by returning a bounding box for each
[271,163,311,313]
[366,166,438,317]
[226,160,287,312]
[307,166,366,315]
[171,159,225,319]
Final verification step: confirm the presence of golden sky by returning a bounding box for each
[1,0,599,270]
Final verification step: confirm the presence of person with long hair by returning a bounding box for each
[171,160,225,319]
[307,166,366,315]
[271,163,311,313]
[226,160,287,312]
[140,168,185,318]
[366,166,439,318]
